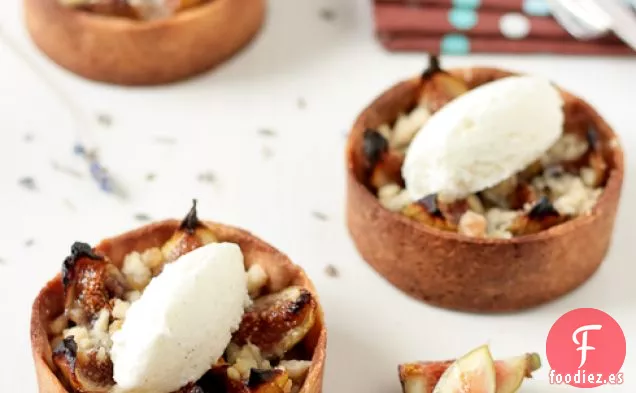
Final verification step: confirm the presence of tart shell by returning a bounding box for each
[346,67,624,313]
[31,220,326,392]
[23,0,266,85]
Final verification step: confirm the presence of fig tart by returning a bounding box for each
[31,201,326,393]
[346,57,624,312]
[24,0,265,85]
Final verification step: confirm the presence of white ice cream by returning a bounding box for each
[111,242,250,393]
[402,75,564,201]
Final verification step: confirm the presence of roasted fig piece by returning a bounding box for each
[161,200,218,263]
[418,55,469,113]
[62,242,127,325]
[399,352,541,393]
[52,337,114,392]
[509,197,568,236]
[363,129,405,190]
[437,198,470,226]
[401,195,456,232]
[480,177,539,210]
[232,287,317,359]
[508,182,538,210]
[180,365,249,393]
[248,368,290,393]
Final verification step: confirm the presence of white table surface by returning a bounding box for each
[0,0,634,391]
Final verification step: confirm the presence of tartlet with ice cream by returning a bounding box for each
[24,0,265,85]
[346,56,624,312]
[31,201,326,393]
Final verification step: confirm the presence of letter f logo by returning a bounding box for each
[572,324,602,368]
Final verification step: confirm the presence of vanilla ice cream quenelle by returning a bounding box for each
[110,242,250,393]
[402,75,565,201]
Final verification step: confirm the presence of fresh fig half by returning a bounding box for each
[494,353,541,393]
[399,352,541,393]
[432,345,496,393]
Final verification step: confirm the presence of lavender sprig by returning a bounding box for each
[0,28,125,198]
[74,143,124,196]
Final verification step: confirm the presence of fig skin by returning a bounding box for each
[52,337,114,393]
[399,352,541,393]
[418,54,469,113]
[161,200,219,263]
[232,287,317,359]
[61,243,127,325]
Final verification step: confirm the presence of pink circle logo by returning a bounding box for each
[546,308,626,388]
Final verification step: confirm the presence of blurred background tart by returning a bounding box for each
[23,0,266,85]
[346,57,624,313]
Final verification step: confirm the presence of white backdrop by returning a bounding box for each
[0,0,634,391]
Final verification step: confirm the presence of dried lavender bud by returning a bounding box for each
[312,211,328,221]
[180,199,200,233]
[421,53,442,80]
[528,196,560,219]
[325,264,339,278]
[73,144,86,156]
[417,194,443,217]
[319,8,336,21]
[62,242,103,287]
[18,177,36,191]
[134,213,151,222]
[258,128,276,137]
[362,128,388,168]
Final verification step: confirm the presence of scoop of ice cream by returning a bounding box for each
[111,242,250,393]
[402,75,564,201]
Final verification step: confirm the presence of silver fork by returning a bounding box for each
[547,0,636,51]
[546,0,613,40]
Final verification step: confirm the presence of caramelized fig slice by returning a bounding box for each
[399,353,541,393]
[71,0,138,18]
[508,182,538,211]
[437,198,470,226]
[419,54,469,113]
[401,195,456,232]
[53,337,114,393]
[180,365,249,393]
[232,287,317,359]
[363,129,405,189]
[508,197,568,236]
[161,200,218,263]
[248,368,290,393]
[62,242,128,325]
